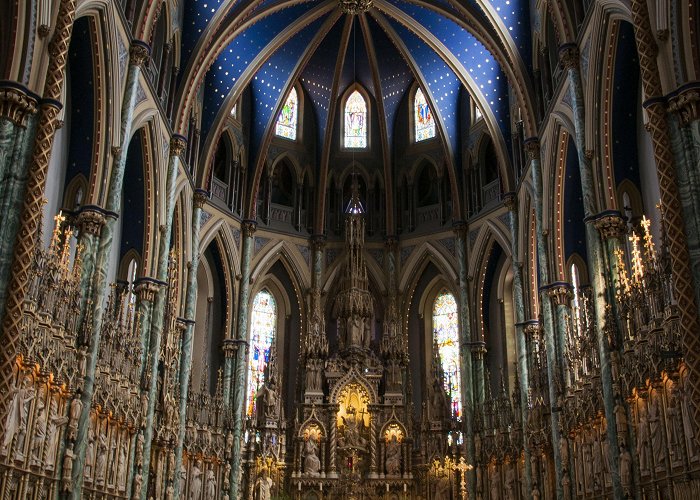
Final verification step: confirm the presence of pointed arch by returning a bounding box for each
[342,86,369,149]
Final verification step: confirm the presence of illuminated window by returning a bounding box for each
[276,88,298,140]
[247,290,277,416]
[414,88,435,141]
[344,90,367,148]
[433,290,461,419]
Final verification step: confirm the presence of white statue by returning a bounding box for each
[649,396,665,467]
[117,440,128,489]
[255,467,272,500]
[132,473,143,500]
[303,437,321,475]
[31,390,48,465]
[385,435,401,475]
[135,432,144,466]
[68,396,82,435]
[190,461,203,500]
[45,399,68,468]
[1,377,35,457]
[636,402,650,472]
[619,442,632,487]
[95,433,108,485]
[85,430,95,479]
[62,445,75,492]
[206,467,216,497]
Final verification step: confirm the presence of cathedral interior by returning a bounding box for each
[0,0,699,498]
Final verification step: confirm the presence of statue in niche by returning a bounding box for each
[132,474,143,500]
[117,440,128,489]
[30,387,48,465]
[562,471,572,500]
[95,433,108,485]
[62,445,75,492]
[257,378,279,423]
[1,377,35,458]
[649,396,665,467]
[619,441,632,488]
[179,469,187,497]
[582,435,593,487]
[306,359,322,392]
[636,402,650,472]
[255,467,273,500]
[667,384,684,460]
[386,360,401,391]
[68,394,82,437]
[592,434,603,485]
[190,461,203,500]
[433,471,451,500]
[45,398,68,468]
[362,319,371,348]
[385,435,401,475]
[489,462,500,500]
[206,467,216,497]
[504,462,515,498]
[430,378,449,420]
[85,428,95,479]
[165,483,174,500]
[340,414,366,449]
[346,316,363,348]
[679,381,697,456]
[303,437,321,475]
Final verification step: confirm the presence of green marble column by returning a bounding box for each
[137,134,185,500]
[526,138,564,499]
[229,220,256,498]
[69,41,151,499]
[560,44,623,499]
[504,193,533,494]
[0,108,38,319]
[75,207,107,333]
[453,221,476,493]
[173,189,207,500]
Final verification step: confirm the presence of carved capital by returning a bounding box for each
[523,322,540,337]
[559,45,580,70]
[668,87,700,127]
[77,208,106,236]
[594,212,627,240]
[502,192,517,211]
[524,139,540,161]
[470,341,487,357]
[222,339,238,358]
[129,41,151,67]
[242,219,257,237]
[170,134,187,157]
[193,189,208,209]
[134,279,161,303]
[0,85,39,126]
[546,283,573,306]
[111,146,122,158]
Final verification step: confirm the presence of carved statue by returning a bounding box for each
[504,462,515,497]
[257,382,279,423]
[132,474,143,500]
[433,472,451,500]
[1,377,35,457]
[135,432,144,466]
[636,401,650,472]
[95,433,108,485]
[165,483,174,500]
[255,467,273,500]
[560,436,570,468]
[489,462,499,500]
[430,378,449,420]
[648,396,665,467]
[62,446,75,492]
[303,437,321,475]
[68,395,82,440]
[592,435,603,482]
[206,467,216,497]
[667,384,684,460]
[45,399,68,468]
[341,415,365,448]
[85,430,95,479]
[117,440,128,489]
[385,435,401,475]
[679,381,696,456]
[190,461,203,500]
[619,442,632,488]
[30,389,48,465]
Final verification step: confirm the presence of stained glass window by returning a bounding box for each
[414,88,435,141]
[344,90,367,148]
[276,87,298,140]
[433,290,461,419]
[246,290,277,416]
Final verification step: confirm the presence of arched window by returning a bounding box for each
[247,290,277,416]
[414,88,435,141]
[433,290,461,419]
[344,90,367,148]
[276,87,298,140]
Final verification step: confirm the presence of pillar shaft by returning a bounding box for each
[454,222,475,493]
[69,41,150,499]
[527,140,565,499]
[560,45,623,499]
[230,220,256,497]
[173,189,207,500]
[138,135,185,500]
[504,193,533,494]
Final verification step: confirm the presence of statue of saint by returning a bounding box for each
[190,461,203,500]
[206,467,216,497]
[385,435,401,475]
[30,389,48,465]
[45,398,68,468]
[303,437,321,475]
[255,467,273,500]
[1,377,35,457]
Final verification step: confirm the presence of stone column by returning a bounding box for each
[222,338,236,408]
[545,283,572,391]
[453,221,475,493]
[0,85,38,321]
[0,0,77,406]
[74,207,107,333]
[229,220,257,497]
[133,277,161,376]
[525,138,564,499]
[559,45,623,499]
[172,189,207,499]
[69,40,151,499]
[472,342,486,404]
[504,193,532,494]
[138,134,186,500]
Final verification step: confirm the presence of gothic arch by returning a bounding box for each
[399,241,458,295]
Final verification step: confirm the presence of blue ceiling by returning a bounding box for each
[183,0,531,176]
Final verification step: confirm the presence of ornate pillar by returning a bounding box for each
[0,85,38,320]
[559,45,623,499]
[545,283,572,391]
[0,0,76,405]
[222,338,236,407]
[504,193,533,494]
[525,138,564,499]
[173,188,207,500]
[230,220,257,497]
[453,221,475,493]
[133,277,161,375]
[138,134,186,500]
[472,342,487,404]
[69,40,151,499]
[74,207,107,331]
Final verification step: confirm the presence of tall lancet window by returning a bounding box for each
[344,90,367,148]
[276,87,298,140]
[247,290,277,416]
[414,88,435,141]
[433,290,461,419]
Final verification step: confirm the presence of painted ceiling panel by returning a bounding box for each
[339,18,375,98]
[366,17,414,149]
[182,0,231,64]
[385,17,462,163]
[388,0,510,139]
[249,16,328,167]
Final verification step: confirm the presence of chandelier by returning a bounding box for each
[338,0,372,15]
